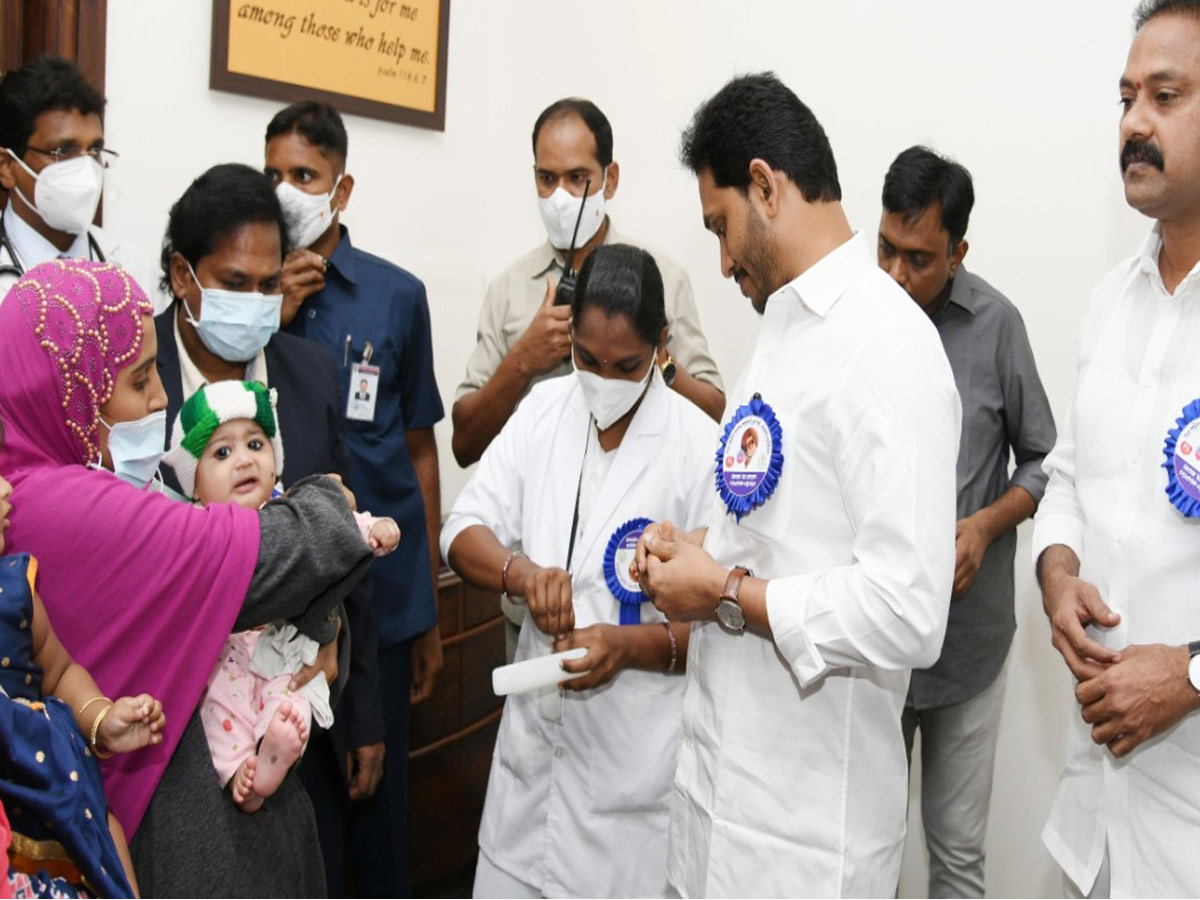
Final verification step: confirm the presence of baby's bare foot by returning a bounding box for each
[251,700,306,802]
[232,757,263,813]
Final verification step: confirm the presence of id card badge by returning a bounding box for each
[346,363,380,422]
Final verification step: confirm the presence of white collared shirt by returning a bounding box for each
[3,200,92,266]
[1032,226,1200,897]
[0,203,168,312]
[670,232,961,898]
[173,309,270,399]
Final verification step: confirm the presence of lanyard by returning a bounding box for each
[564,416,594,573]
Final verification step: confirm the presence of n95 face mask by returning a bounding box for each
[276,175,341,249]
[538,174,607,250]
[7,150,103,235]
[573,353,653,430]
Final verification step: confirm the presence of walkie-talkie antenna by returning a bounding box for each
[554,178,593,308]
[562,177,591,278]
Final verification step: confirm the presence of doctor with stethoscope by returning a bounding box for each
[442,244,717,898]
[0,56,160,307]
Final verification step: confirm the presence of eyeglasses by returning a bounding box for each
[24,145,119,169]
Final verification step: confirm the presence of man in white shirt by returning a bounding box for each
[1033,2,1200,896]
[636,72,960,897]
[0,56,160,308]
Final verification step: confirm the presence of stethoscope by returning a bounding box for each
[0,219,106,278]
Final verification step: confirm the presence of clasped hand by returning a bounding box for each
[1043,571,1199,757]
[632,520,722,622]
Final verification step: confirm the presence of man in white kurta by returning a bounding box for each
[638,74,960,897]
[1032,7,1200,896]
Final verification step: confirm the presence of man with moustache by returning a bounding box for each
[635,73,961,897]
[1034,1,1200,896]
[878,145,1056,898]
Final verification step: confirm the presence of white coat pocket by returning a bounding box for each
[580,671,684,816]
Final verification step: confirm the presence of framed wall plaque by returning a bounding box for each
[210,0,449,131]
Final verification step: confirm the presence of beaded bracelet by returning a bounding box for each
[501,550,527,598]
[89,703,115,759]
[662,621,678,674]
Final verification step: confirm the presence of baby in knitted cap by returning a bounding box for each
[164,380,398,813]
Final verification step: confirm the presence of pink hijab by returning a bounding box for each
[0,260,260,835]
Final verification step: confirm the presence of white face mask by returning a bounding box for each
[6,149,104,235]
[183,262,282,363]
[276,175,342,249]
[538,172,607,250]
[573,352,654,430]
[99,410,167,489]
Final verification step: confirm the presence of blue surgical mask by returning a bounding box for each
[183,262,282,362]
[99,410,167,489]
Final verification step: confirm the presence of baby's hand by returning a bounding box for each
[368,518,401,556]
[99,694,166,755]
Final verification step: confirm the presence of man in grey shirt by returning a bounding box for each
[877,146,1057,898]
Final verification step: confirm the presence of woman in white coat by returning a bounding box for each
[442,244,717,898]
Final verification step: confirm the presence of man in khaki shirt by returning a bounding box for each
[451,98,724,471]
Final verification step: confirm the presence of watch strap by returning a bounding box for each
[720,566,751,605]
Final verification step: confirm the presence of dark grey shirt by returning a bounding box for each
[909,267,1056,709]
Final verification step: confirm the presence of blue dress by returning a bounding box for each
[1,553,133,898]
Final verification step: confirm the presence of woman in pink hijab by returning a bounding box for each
[0,259,371,896]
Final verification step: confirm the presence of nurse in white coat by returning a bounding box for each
[441,244,718,898]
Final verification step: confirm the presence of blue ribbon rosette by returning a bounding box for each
[1162,397,1200,517]
[714,393,784,521]
[604,516,653,625]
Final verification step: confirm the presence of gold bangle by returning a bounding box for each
[89,703,114,759]
[77,695,111,720]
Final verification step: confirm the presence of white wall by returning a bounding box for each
[105,1,1150,895]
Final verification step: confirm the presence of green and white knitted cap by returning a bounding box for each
[162,380,284,499]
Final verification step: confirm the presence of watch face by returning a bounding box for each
[661,360,677,387]
[716,598,745,631]
[1188,653,1200,692]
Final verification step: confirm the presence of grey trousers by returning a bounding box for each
[902,662,1008,899]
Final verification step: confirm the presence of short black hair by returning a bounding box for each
[573,244,666,348]
[160,163,290,293]
[265,101,348,162]
[881,145,975,247]
[532,98,613,168]
[680,72,840,202]
[1134,0,1200,29]
[0,56,105,156]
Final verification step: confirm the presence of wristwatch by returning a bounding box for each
[1187,640,1200,698]
[716,566,752,633]
[659,354,678,387]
